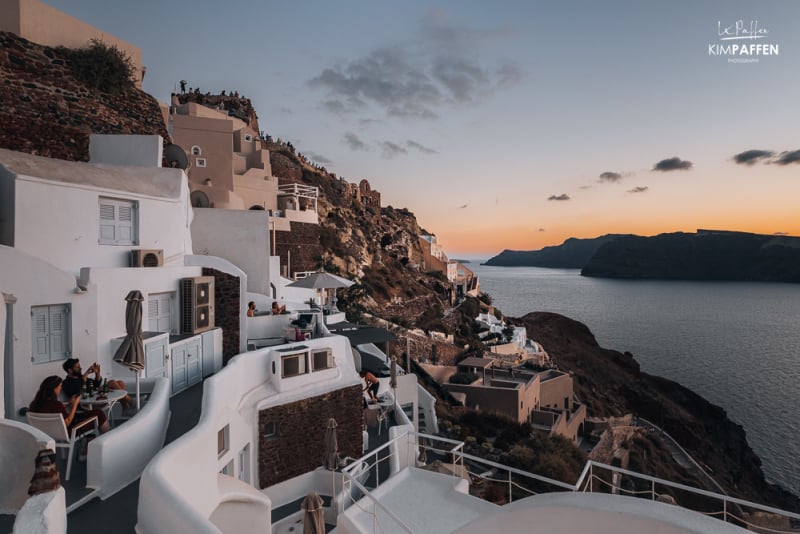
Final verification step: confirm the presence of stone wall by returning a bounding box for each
[0,31,168,162]
[275,221,322,277]
[202,268,240,364]
[257,384,363,488]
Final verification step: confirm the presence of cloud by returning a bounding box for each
[579,185,593,190]
[548,194,570,201]
[774,232,789,236]
[407,140,438,154]
[599,171,622,183]
[538,228,546,232]
[775,149,800,165]
[627,186,649,193]
[343,132,369,151]
[652,157,693,172]
[456,204,467,209]
[733,149,774,165]
[308,11,522,119]
[380,141,408,158]
[304,151,333,165]
[278,106,292,114]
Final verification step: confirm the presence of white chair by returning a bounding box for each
[376,406,391,436]
[26,412,99,481]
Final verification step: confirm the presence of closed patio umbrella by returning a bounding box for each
[324,418,339,470]
[113,290,145,410]
[301,492,325,534]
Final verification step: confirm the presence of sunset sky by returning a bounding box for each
[47,0,800,257]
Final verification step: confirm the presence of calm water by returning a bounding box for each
[470,264,800,495]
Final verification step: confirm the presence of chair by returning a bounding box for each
[26,412,99,481]
[376,405,391,436]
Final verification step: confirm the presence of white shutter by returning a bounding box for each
[148,298,159,331]
[148,293,174,333]
[99,198,138,245]
[31,307,50,364]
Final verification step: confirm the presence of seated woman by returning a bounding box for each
[30,375,111,434]
[271,301,287,314]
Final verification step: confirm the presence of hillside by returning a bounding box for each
[582,230,800,282]
[520,311,800,512]
[0,32,168,161]
[484,234,631,268]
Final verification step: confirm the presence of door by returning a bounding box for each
[145,337,168,380]
[186,338,202,387]
[171,342,188,394]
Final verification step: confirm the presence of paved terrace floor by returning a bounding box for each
[67,381,204,533]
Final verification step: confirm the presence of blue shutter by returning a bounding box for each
[31,307,50,364]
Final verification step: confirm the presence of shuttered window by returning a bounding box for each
[98,197,138,245]
[31,304,71,364]
[147,292,175,333]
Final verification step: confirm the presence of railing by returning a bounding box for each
[338,429,800,533]
[575,462,800,533]
[278,183,318,198]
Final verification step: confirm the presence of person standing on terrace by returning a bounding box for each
[360,370,380,403]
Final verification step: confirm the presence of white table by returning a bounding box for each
[81,389,126,425]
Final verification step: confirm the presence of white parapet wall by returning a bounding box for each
[0,419,55,514]
[86,377,170,500]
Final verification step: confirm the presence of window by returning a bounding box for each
[263,422,278,438]
[244,134,253,142]
[238,444,251,484]
[31,304,71,364]
[99,198,138,245]
[191,145,202,156]
[148,292,175,333]
[281,351,307,378]
[217,424,230,457]
[220,459,234,476]
[312,349,333,371]
[196,157,207,168]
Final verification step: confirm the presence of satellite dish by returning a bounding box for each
[164,143,189,170]
[190,190,210,208]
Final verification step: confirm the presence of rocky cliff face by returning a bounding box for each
[0,32,168,161]
[520,311,800,512]
[266,143,452,325]
[485,234,632,268]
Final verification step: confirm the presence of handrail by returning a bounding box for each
[458,450,576,491]
[340,462,416,533]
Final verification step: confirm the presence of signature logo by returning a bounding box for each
[709,20,778,63]
[717,20,769,41]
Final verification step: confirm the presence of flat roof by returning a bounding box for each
[0,148,183,199]
[458,357,496,368]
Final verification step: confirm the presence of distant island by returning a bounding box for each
[486,230,800,283]
[483,234,631,268]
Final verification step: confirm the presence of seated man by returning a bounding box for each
[63,358,132,411]
[271,301,287,314]
[247,301,257,317]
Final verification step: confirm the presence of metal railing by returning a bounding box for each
[337,429,800,533]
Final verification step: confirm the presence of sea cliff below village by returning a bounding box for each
[513,311,800,513]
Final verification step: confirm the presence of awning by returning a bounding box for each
[327,322,397,346]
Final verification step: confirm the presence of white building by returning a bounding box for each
[0,137,226,417]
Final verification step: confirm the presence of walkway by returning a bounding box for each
[67,381,204,533]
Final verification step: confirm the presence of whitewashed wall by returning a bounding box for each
[11,173,191,278]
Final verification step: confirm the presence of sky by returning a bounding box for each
[46,0,800,258]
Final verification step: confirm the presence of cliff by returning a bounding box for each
[520,311,800,512]
[484,234,631,268]
[0,32,168,161]
[582,230,800,282]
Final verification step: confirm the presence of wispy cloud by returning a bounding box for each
[775,149,800,165]
[456,204,467,209]
[538,228,546,232]
[548,194,570,201]
[308,10,522,120]
[304,151,333,165]
[407,140,438,154]
[733,149,774,165]
[598,171,622,183]
[627,186,649,193]
[652,157,693,172]
[381,141,408,158]
[343,132,369,151]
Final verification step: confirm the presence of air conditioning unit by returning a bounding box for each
[180,276,215,334]
[131,249,164,268]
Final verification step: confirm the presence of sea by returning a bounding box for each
[469,263,800,496]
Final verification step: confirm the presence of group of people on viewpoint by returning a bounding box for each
[29,359,133,436]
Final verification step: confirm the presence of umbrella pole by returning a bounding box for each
[136,370,141,411]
